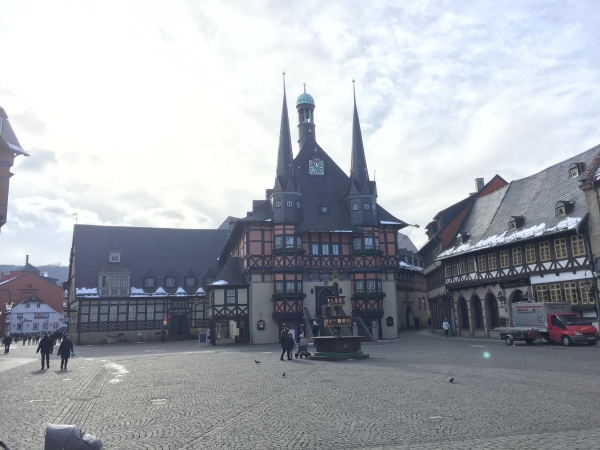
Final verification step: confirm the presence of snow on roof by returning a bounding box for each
[380,221,402,225]
[399,261,424,272]
[211,280,228,285]
[195,287,206,295]
[75,287,99,297]
[437,217,582,259]
[175,287,187,296]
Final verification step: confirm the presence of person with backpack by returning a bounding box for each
[57,335,74,370]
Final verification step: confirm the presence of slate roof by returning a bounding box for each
[241,135,406,232]
[212,257,247,286]
[437,145,599,260]
[0,107,28,156]
[397,232,419,252]
[72,225,230,294]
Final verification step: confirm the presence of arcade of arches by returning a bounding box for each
[455,293,501,336]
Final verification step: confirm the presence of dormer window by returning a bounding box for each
[364,203,370,210]
[205,277,214,286]
[456,232,470,244]
[352,203,358,211]
[185,277,196,287]
[145,278,155,287]
[165,277,176,287]
[286,201,293,207]
[508,216,525,231]
[275,201,281,208]
[319,203,329,213]
[555,201,574,217]
[568,163,583,179]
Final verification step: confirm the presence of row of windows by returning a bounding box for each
[275,200,301,208]
[355,280,382,294]
[274,237,380,254]
[143,277,213,288]
[535,281,593,305]
[275,282,303,294]
[446,236,585,276]
[101,275,130,288]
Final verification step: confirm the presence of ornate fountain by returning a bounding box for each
[310,272,369,361]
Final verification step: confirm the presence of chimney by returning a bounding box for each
[26,254,29,265]
[474,178,484,193]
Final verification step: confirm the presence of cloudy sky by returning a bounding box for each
[1,0,599,265]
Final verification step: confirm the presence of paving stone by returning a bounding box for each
[1,333,600,449]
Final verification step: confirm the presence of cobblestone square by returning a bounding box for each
[1,332,600,449]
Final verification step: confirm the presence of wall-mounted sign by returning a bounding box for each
[34,313,49,319]
[257,320,265,331]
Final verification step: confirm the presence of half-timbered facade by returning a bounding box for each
[67,225,229,344]
[435,145,599,338]
[213,81,410,344]
[67,81,412,345]
[419,176,508,331]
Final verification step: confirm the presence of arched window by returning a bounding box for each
[473,297,483,329]
[459,297,469,329]
[487,296,499,329]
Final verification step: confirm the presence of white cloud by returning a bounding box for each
[0,0,599,263]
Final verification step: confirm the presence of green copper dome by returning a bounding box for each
[296,91,315,106]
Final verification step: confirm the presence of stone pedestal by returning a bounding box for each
[310,336,369,361]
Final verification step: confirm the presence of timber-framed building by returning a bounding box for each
[67,81,418,345]
[431,145,599,338]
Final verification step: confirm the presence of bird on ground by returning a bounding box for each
[282,372,286,377]
[448,377,454,383]
[255,360,261,364]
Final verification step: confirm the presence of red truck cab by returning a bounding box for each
[547,313,598,346]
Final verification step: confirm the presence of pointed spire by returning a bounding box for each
[276,71,295,185]
[350,79,370,188]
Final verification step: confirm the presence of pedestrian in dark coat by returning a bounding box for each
[312,321,320,338]
[287,334,295,360]
[36,333,54,370]
[161,328,166,343]
[3,334,12,354]
[279,327,289,361]
[57,335,74,370]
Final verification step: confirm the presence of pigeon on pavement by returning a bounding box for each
[255,360,261,364]
[448,377,454,383]
[282,372,286,377]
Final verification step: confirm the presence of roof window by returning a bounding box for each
[456,232,470,244]
[508,216,525,231]
[319,203,329,213]
[568,163,584,179]
[555,201,574,217]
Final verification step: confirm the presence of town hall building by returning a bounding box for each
[67,81,420,345]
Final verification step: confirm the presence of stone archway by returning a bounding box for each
[458,296,469,333]
[486,294,499,329]
[406,305,414,328]
[471,295,483,329]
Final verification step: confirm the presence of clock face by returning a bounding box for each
[309,159,324,175]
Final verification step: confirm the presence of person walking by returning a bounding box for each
[57,335,74,370]
[414,317,420,332]
[2,334,12,354]
[279,327,289,361]
[36,332,54,370]
[287,333,295,360]
[442,318,450,337]
[161,328,166,343]
[427,317,432,330]
[312,321,320,338]
[28,334,32,345]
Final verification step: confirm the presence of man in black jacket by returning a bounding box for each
[36,333,54,370]
[2,334,12,354]
[57,335,74,370]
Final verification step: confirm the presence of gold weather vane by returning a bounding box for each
[303,82,306,93]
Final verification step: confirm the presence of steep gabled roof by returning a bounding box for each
[0,107,28,156]
[212,257,247,286]
[437,145,598,260]
[72,225,230,294]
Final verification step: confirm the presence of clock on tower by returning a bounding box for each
[309,159,324,175]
